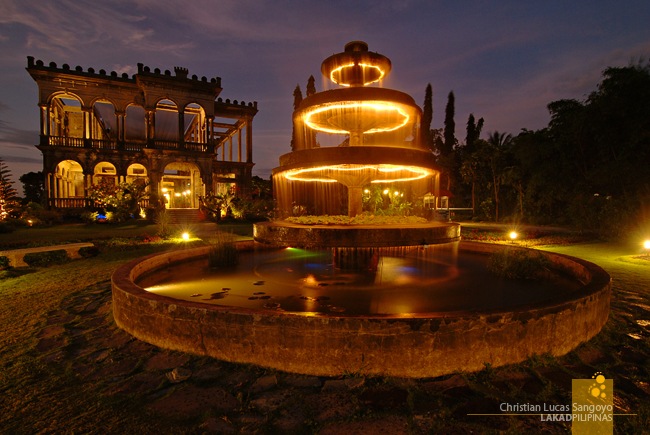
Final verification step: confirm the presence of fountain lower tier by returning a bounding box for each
[111,241,611,378]
[276,146,437,174]
[274,146,439,218]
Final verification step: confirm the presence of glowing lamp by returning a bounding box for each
[644,240,650,250]
[181,232,190,241]
[509,231,518,241]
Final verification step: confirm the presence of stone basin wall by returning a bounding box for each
[111,241,611,378]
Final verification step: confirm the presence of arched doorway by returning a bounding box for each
[125,104,146,143]
[160,162,203,209]
[126,163,148,184]
[49,94,83,146]
[93,162,117,186]
[51,160,84,207]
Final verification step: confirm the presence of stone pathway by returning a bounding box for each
[3,247,649,433]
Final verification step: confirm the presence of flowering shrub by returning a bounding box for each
[87,179,148,222]
[285,214,428,226]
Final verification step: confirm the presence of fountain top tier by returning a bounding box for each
[321,40,392,87]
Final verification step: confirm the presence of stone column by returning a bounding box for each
[246,118,253,163]
[348,186,363,217]
[178,109,184,145]
[238,127,242,162]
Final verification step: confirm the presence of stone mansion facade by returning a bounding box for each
[26,56,258,209]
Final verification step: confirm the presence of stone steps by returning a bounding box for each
[166,208,201,224]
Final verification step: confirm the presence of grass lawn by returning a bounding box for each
[0,223,648,433]
[0,220,254,250]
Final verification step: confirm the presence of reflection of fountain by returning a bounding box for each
[112,42,611,378]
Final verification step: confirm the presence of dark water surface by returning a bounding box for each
[138,246,581,316]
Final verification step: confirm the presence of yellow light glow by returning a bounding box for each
[509,231,518,240]
[283,164,431,183]
[329,62,386,86]
[181,232,190,241]
[644,240,650,250]
[161,188,168,193]
[383,189,389,194]
[303,101,410,135]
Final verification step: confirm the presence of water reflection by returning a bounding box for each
[139,246,581,316]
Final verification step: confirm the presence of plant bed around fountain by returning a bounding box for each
[111,241,611,378]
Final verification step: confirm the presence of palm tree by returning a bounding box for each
[485,131,513,222]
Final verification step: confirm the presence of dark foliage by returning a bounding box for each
[23,250,70,267]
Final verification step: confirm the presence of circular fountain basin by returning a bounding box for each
[112,241,610,378]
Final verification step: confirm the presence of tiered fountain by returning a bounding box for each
[255,40,459,249]
[112,42,611,378]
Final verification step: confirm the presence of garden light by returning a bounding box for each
[181,232,190,241]
[509,231,518,241]
[644,240,650,253]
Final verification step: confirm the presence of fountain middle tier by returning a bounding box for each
[293,87,422,149]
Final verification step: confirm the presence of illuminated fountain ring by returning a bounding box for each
[297,88,420,137]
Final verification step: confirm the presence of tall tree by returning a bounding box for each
[306,75,316,97]
[292,84,303,110]
[464,113,484,154]
[485,131,513,222]
[436,91,457,191]
[305,76,318,147]
[20,171,45,204]
[0,158,18,220]
[290,85,304,151]
[442,91,456,156]
[421,83,433,151]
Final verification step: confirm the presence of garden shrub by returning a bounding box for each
[22,202,62,225]
[0,222,15,233]
[488,248,550,280]
[23,250,69,267]
[78,246,100,258]
[0,256,10,270]
[155,210,172,238]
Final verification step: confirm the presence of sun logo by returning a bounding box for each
[588,372,607,399]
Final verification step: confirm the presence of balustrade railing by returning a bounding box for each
[48,197,151,209]
[48,197,88,208]
[90,139,117,150]
[122,141,146,151]
[153,140,179,150]
[48,136,84,147]
[184,141,208,152]
[43,136,216,155]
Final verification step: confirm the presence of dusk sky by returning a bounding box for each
[1,0,649,186]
